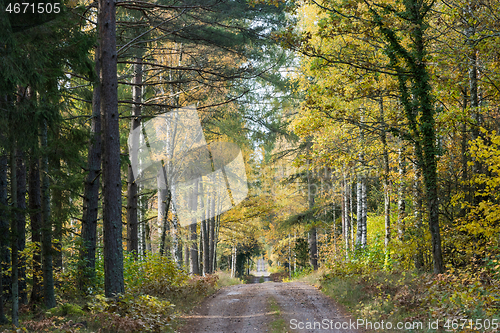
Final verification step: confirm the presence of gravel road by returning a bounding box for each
[177,281,359,333]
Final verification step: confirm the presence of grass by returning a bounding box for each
[267,296,287,333]
[216,270,243,287]
[294,266,500,333]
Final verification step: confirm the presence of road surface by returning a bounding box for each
[177,281,359,333]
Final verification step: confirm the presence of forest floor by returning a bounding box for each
[176,281,358,333]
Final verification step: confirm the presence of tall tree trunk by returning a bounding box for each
[145,220,151,252]
[231,244,236,278]
[202,196,211,275]
[0,151,8,323]
[173,214,182,266]
[209,211,215,273]
[356,177,367,249]
[307,162,318,270]
[99,0,124,297]
[127,57,142,255]
[343,170,351,258]
[10,148,19,326]
[41,120,56,308]
[356,177,362,249]
[189,181,199,275]
[16,151,27,305]
[460,88,470,215]
[380,98,391,251]
[413,161,424,270]
[190,222,199,274]
[465,6,480,138]
[28,153,42,305]
[159,189,171,256]
[397,144,406,241]
[184,229,190,269]
[371,0,443,273]
[410,0,443,273]
[213,215,220,272]
[80,47,101,292]
[361,174,367,247]
[52,132,63,279]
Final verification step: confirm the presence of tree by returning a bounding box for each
[289,0,445,273]
[99,0,125,297]
[80,48,102,292]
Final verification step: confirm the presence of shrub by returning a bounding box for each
[88,293,175,332]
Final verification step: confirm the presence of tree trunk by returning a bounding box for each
[356,176,367,249]
[10,148,19,326]
[307,161,318,270]
[16,151,27,305]
[361,175,367,247]
[356,178,362,249]
[127,57,142,255]
[397,145,406,241]
[413,161,424,271]
[0,151,8,323]
[172,213,182,266]
[159,188,171,256]
[209,213,215,273]
[231,244,236,278]
[51,136,63,279]
[413,21,444,274]
[460,88,470,215]
[80,47,101,292]
[190,223,199,275]
[380,98,391,251]
[202,196,211,275]
[41,120,56,308]
[343,170,350,258]
[28,153,42,305]
[99,0,124,297]
[213,215,220,272]
[370,0,443,273]
[189,181,199,275]
[184,232,190,269]
[145,220,151,252]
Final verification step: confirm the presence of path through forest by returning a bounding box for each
[177,281,358,333]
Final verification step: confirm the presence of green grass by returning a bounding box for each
[267,296,287,333]
[216,270,243,287]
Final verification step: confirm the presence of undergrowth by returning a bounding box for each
[1,253,221,333]
[315,258,500,332]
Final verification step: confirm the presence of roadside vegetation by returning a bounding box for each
[0,258,241,332]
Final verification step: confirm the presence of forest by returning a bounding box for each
[1,0,500,331]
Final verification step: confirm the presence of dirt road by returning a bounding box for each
[177,281,359,333]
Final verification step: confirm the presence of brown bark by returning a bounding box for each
[0,151,8,323]
[41,120,56,308]
[80,46,101,292]
[307,163,318,270]
[127,57,142,255]
[190,180,199,275]
[28,153,42,305]
[16,151,27,304]
[10,148,19,325]
[99,0,124,297]
[397,145,406,241]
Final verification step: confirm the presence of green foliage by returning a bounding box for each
[88,293,175,333]
[216,271,243,286]
[123,252,189,298]
[46,303,85,317]
[293,238,309,268]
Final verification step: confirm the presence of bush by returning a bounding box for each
[46,303,85,317]
[88,293,175,332]
[123,252,189,298]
